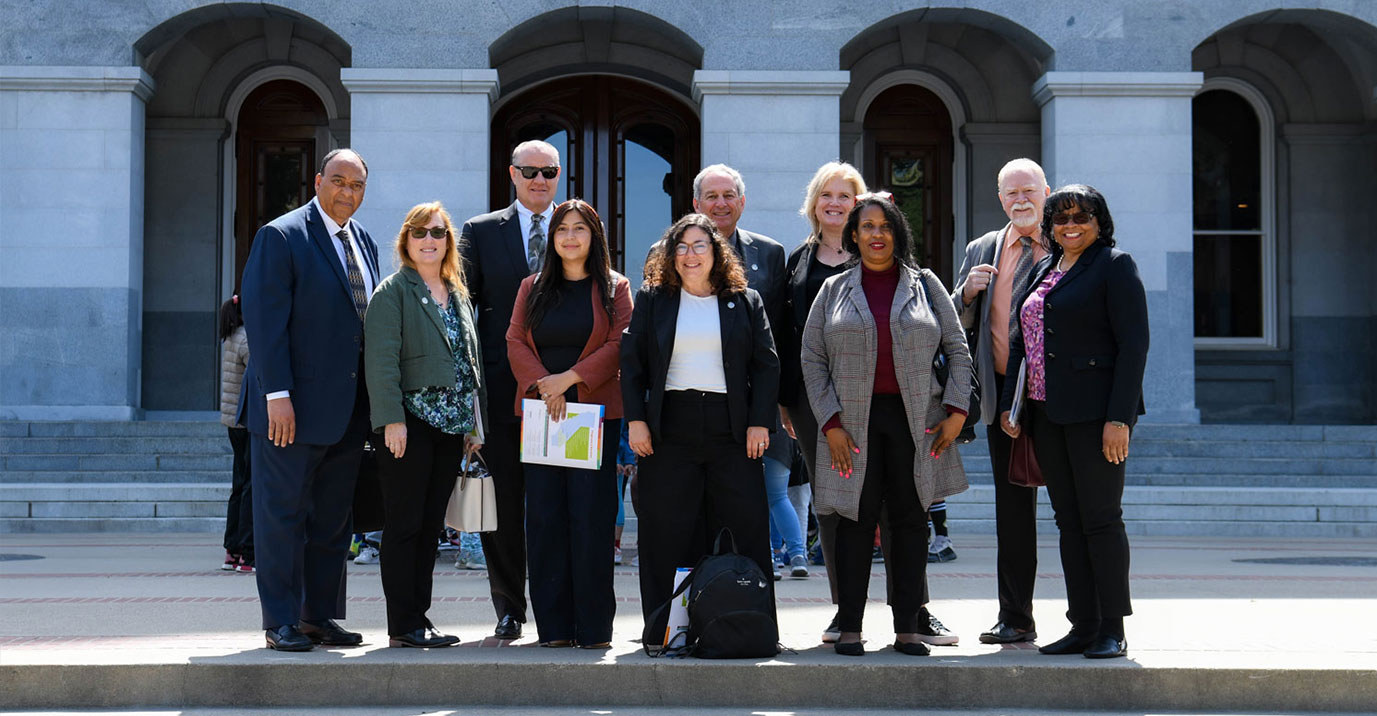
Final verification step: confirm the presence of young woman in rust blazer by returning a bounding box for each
[505,199,632,648]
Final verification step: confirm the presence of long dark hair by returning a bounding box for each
[643,213,748,294]
[524,199,616,331]
[1041,184,1116,261]
[219,296,243,341]
[841,194,917,268]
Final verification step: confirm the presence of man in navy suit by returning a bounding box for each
[457,139,562,640]
[241,148,380,651]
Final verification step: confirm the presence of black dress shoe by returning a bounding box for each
[980,621,1037,644]
[265,625,313,652]
[1084,635,1128,659]
[1038,632,1096,655]
[494,615,522,639]
[891,641,930,656]
[299,619,363,646]
[834,641,865,656]
[390,626,460,648]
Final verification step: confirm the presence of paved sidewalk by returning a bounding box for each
[2,532,1375,711]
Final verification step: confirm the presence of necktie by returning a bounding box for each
[1009,235,1034,334]
[337,228,369,321]
[527,213,546,274]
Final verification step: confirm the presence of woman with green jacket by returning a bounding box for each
[364,201,486,648]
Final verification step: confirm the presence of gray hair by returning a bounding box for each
[693,164,745,199]
[996,158,1047,190]
[511,139,561,166]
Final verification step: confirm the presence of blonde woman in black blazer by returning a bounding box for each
[620,213,781,640]
[999,184,1148,660]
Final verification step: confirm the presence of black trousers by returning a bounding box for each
[374,411,464,635]
[479,419,528,622]
[224,426,254,560]
[989,372,1039,630]
[834,395,928,634]
[251,393,367,630]
[638,391,775,638]
[525,418,620,644]
[1028,400,1132,632]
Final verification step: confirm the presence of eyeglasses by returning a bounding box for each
[408,227,449,239]
[1051,211,1094,226]
[674,241,712,256]
[514,165,559,180]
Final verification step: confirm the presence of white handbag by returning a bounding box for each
[444,451,498,533]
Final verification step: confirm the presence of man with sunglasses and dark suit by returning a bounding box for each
[457,139,562,640]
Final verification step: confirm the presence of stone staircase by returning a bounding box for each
[2,420,1375,536]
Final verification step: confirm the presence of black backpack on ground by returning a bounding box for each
[642,528,780,659]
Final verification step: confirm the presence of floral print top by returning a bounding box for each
[1020,269,1067,401]
[403,295,478,435]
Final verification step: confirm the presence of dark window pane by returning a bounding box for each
[621,125,673,288]
[1193,90,1261,231]
[886,156,926,263]
[1194,234,1263,338]
[261,148,306,221]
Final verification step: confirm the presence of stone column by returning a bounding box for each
[693,70,850,249]
[1034,71,1203,424]
[340,68,499,276]
[0,66,153,420]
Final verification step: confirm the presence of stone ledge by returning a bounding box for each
[0,65,154,102]
[340,69,499,101]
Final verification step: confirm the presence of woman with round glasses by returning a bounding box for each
[621,213,781,642]
[364,201,485,648]
[506,199,632,648]
[999,184,1148,659]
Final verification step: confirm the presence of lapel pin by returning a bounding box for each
[751,264,758,270]
[421,297,428,304]
[727,301,735,309]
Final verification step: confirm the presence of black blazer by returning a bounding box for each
[619,285,780,444]
[999,241,1149,426]
[458,202,531,425]
[240,200,380,446]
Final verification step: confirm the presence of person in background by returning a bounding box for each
[1000,184,1148,660]
[927,500,956,562]
[365,200,485,648]
[615,422,636,565]
[801,195,972,657]
[506,198,632,649]
[219,296,253,574]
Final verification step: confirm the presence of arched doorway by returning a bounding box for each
[862,84,954,277]
[491,76,699,286]
[232,80,331,291]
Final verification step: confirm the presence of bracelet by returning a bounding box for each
[1108,420,1129,429]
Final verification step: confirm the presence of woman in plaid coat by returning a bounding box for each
[801,194,972,656]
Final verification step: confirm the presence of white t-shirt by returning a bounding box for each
[665,292,727,393]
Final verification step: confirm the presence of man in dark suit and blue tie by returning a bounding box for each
[240,148,380,651]
[457,139,562,640]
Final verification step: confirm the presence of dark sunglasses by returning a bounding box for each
[514,165,559,180]
[408,227,449,239]
[1051,211,1094,225]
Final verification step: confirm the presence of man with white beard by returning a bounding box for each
[952,158,1051,646]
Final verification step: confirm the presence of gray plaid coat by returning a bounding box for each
[801,265,972,521]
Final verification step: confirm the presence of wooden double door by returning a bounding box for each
[492,76,700,285]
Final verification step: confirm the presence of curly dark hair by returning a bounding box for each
[523,199,617,331]
[841,194,916,268]
[1041,184,1116,258]
[644,213,748,294]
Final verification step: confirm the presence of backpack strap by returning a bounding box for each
[641,565,698,658]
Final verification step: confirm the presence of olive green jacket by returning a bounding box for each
[364,265,487,433]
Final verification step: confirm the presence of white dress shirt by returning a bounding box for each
[665,292,727,393]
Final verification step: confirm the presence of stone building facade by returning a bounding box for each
[2,1,1374,424]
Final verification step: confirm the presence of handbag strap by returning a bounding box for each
[641,564,699,657]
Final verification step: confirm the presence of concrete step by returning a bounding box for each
[1,453,233,471]
[945,517,1377,538]
[0,516,226,532]
[0,470,231,484]
[956,454,1377,476]
[0,420,225,438]
[0,436,232,454]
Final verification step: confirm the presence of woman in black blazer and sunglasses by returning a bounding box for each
[999,184,1148,659]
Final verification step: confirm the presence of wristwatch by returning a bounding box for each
[1108,420,1129,429]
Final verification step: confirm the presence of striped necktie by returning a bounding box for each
[1009,235,1034,334]
[527,213,546,274]
[337,228,369,321]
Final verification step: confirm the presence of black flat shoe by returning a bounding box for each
[1084,635,1128,659]
[389,627,459,648]
[265,624,313,652]
[539,639,573,648]
[892,641,930,656]
[1038,632,1096,655]
[299,619,363,646]
[494,614,523,640]
[979,621,1036,644]
[834,641,865,656]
